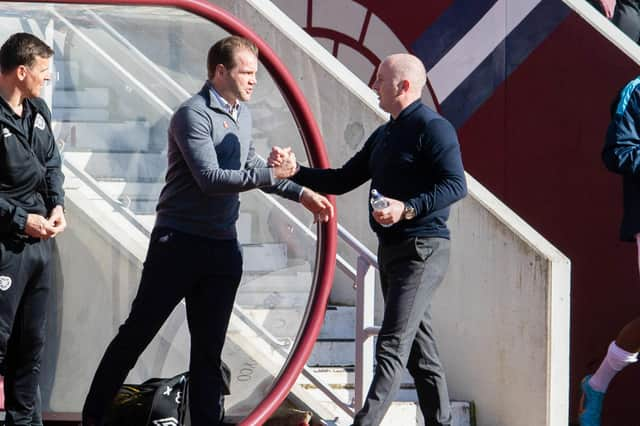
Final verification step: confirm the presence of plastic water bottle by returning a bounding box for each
[370,189,392,228]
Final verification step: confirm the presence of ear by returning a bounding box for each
[16,65,27,82]
[399,79,410,93]
[215,63,226,77]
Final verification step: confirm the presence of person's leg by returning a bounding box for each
[612,0,640,42]
[405,238,451,426]
[2,240,47,426]
[579,234,640,425]
[185,239,242,426]
[407,306,451,425]
[353,237,450,426]
[82,228,196,425]
[30,387,41,426]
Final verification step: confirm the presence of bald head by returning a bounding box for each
[384,53,427,97]
[372,53,427,118]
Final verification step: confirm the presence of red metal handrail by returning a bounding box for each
[13,0,338,424]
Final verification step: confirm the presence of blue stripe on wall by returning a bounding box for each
[439,0,571,128]
[411,0,497,71]
[440,41,506,129]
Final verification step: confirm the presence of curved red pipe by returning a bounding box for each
[13,0,338,424]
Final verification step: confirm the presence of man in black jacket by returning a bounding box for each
[0,32,66,425]
[270,53,467,426]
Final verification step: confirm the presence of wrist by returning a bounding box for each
[402,202,416,220]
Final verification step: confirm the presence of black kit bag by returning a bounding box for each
[103,372,189,426]
[104,363,231,426]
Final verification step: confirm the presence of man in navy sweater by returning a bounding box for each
[270,53,467,426]
[82,36,333,426]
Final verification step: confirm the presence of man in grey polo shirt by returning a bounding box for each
[82,36,333,426]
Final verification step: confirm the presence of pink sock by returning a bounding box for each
[589,341,638,392]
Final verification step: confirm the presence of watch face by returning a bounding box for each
[404,206,416,220]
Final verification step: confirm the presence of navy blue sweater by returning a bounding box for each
[292,100,467,243]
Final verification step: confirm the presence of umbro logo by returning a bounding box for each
[152,418,178,426]
[2,128,11,138]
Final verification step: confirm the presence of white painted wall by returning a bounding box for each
[439,176,570,426]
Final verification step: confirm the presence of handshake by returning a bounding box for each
[268,146,298,179]
[268,146,334,223]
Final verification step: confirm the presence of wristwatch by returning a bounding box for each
[403,203,416,220]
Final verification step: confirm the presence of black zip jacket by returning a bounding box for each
[291,100,467,243]
[0,96,64,235]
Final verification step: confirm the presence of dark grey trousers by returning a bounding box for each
[353,237,451,426]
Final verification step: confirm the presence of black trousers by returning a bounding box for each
[353,237,451,426]
[0,237,52,426]
[82,227,243,426]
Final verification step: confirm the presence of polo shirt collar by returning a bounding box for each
[390,99,421,123]
[205,81,241,117]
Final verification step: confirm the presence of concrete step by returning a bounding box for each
[240,268,313,292]
[53,88,110,108]
[308,340,353,367]
[307,367,415,394]
[112,214,289,272]
[236,285,311,310]
[314,399,472,426]
[242,243,288,272]
[319,305,355,340]
[53,108,110,122]
[64,151,165,182]
[54,120,151,152]
[243,305,355,340]
[131,211,253,244]
[53,60,80,90]
[299,368,474,426]
[243,307,305,340]
[98,181,164,200]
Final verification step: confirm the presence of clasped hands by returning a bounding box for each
[268,146,334,223]
[24,205,66,239]
[269,146,298,179]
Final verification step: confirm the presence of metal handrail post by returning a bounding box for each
[354,255,376,411]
